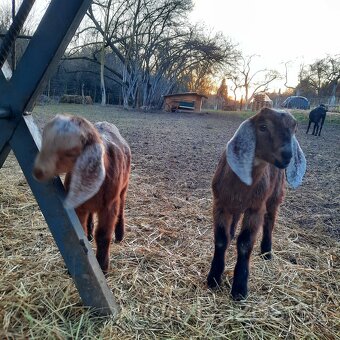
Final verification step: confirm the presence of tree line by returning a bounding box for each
[0,0,339,110]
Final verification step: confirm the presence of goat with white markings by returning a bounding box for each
[33,114,131,274]
[306,104,328,136]
[207,108,306,300]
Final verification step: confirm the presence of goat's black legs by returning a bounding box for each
[318,116,326,136]
[231,209,263,300]
[207,208,233,288]
[306,121,312,134]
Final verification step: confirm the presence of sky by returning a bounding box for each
[189,0,340,92]
[2,0,339,96]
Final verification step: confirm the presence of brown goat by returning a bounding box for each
[207,108,306,300]
[33,114,131,273]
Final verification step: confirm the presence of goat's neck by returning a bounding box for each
[251,158,268,185]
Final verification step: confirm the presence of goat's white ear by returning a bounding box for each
[226,119,255,185]
[64,143,106,208]
[286,136,306,189]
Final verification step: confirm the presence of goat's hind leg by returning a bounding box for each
[312,123,318,136]
[114,185,128,243]
[87,213,94,241]
[306,120,312,134]
[95,205,119,274]
[207,207,234,288]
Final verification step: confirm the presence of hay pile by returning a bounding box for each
[0,105,339,338]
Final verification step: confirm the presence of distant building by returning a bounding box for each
[251,93,273,111]
[281,96,310,110]
[163,92,207,112]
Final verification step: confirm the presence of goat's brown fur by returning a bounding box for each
[207,108,305,300]
[34,114,131,274]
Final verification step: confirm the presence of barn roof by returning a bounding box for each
[251,93,273,103]
[163,92,208,99]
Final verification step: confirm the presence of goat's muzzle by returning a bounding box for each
[274,144,292,169]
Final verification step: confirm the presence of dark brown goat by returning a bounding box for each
[33,114,131,273]
[207,108,306,300]
[306,104,328,136]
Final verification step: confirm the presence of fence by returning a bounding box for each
[309,97,340,112]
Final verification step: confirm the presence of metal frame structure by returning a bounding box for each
[0,0,118,316]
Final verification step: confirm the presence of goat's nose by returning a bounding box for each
[281,149,292,161]
[33,167,45,181]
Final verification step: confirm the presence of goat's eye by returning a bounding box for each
[259,125,267,132]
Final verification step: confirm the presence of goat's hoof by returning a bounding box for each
[231,285,248,301]
[114,229,124,243]
[207,273,221,289]
[114,235,124,243]
[260,251,272,260]
[101,268,109,277]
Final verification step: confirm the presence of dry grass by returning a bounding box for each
[0,104,339,339]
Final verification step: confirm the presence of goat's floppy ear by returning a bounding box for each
[64,143,106,208]
[226,119,256,185]
[286,136,306,189]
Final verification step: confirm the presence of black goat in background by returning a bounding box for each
[306,104,328,136]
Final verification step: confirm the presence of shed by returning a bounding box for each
[163,92,207,112]
[251,93,273,111]
[281,96,310,110]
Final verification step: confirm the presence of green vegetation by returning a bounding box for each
[205,108,340,124]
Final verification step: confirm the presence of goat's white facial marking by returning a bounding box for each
[64,142,106,208]
[33,115,84,180]
[43,115,83,151]
[226,119,255,186]
[286,136,306,188]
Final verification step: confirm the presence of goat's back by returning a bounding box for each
[95,122,130,154]
[95,121,131,179]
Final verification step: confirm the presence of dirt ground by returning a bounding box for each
[33,104,339,238]
[0,104,339,338]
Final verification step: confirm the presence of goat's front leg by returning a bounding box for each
[75,207,90,237]
[231,208,264,300]
[95,204,119,274]
[207,206,233,288]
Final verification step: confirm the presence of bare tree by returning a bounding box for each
[228,72,242,104]
[299,56,340,97]
[64,0,238,108]
[232,54,280,109]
